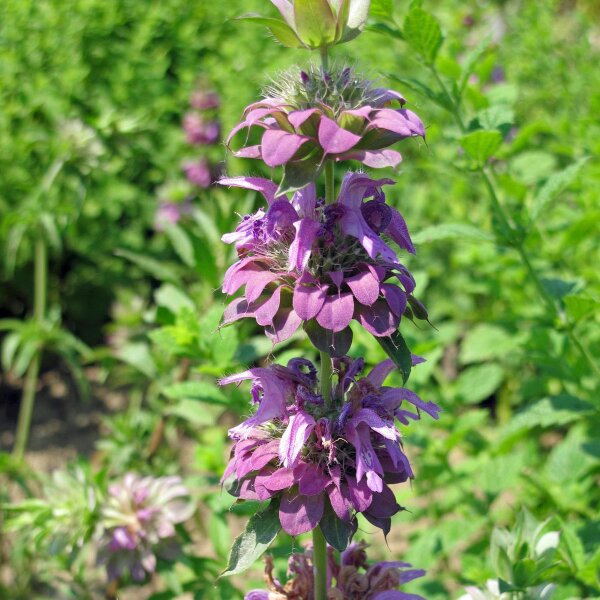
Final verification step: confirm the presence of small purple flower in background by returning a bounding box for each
[220,172,424,350]
[98,474,195,582]
[183,112,221,146]
[154,199,193,231]
[245,541,426,599]
[221,356,440,539]
[183,157,213,188]
[190,88,220,110]
[227,65,424,186]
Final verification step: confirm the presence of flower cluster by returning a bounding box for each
[98,473,194,582]
[246,541,426,600]
[155,83,221,230]
[221,357,439,539]
[228,65,424,186]
[221,171,424,351]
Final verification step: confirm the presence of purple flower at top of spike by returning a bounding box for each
[245,541,426,599]
[183,112,220,145]
[97,474,195,582]
[220,172,424,351]
[227,65,424,186]
[221,356,440,541]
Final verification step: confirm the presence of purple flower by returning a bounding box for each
[183,158,213,188]
[190,89,220,111]
[227,66,424,186]
[221,357,440,540]
[220,172,423,348]
[154,199,192,231]
[245,541,426,599]
[98,474,195,582]
[183,112,220,145]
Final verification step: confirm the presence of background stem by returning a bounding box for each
[312,525,328,600]
[320,350,332,407]
[13,237,47,459]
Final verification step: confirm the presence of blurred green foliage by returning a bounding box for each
[1,0,599,598]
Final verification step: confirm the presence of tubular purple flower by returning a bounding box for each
[219,172,423,350]
[183,158,213,188]
[221,356,439,541]
[183,112,220,145]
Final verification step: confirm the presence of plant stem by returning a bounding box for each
[320,350,332,407]
[312,525,328,600]
[320,46,329,72]
[13,237,47,460]
[430,65,600,376]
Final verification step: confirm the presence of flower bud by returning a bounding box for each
[240,0,371,51]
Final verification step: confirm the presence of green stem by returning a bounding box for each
[320,350,332,407]
[13,238,47,460]
[430,65,600,376]
[324,160,335,205]
[312,526,328,600]
[320,46,330,72]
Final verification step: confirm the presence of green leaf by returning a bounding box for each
[154,284,194,314]
[220,500,281,577]
[163,381,227,405]
[459,34,492,93]
[115,249,180,284]
[500,395,593,442]
[13,340,39,377]
[2,332,22,371]
[304,321,352,358]
[370,0,393,20]
[459,130,503,166]
[559,522,585,572]
[564,294,600,322]
[460,324,519,364]
[278,157,322,195]
[320,501,354,552]
[165,223,195,268]
[455,363,504,404]
[294,0,337,48]
[402,8,443,65]
[117,342,157,378]
[237,15,303,48]
[376,330,412,383]
[530,158,589,222]
[541,278,577,301]
[387,74,452,111]
[412,223,494,245]
[472,106,514,135]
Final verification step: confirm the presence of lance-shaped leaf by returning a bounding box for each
[220,499,281,577]
[376,329,412,383]
[403,7,443,65]
[237,15,303,48]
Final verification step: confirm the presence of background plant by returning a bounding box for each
[1,0,599,598]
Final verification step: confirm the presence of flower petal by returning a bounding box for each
[279,411,316,468]
[288,217,320,271]
[218,176,281,205]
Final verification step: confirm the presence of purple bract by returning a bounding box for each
[227,66,424,179]
[220,172,421,348]
[221,356,440,539]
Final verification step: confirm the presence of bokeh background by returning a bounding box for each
[1,0,599,598]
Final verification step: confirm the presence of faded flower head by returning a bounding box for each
[245,542,426,599]
[227,65,424,188]
[241,0,371,51]
[458,580,556,600]
[221,356,440,540]
[98,474,194,582]
[220,172,425,353]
